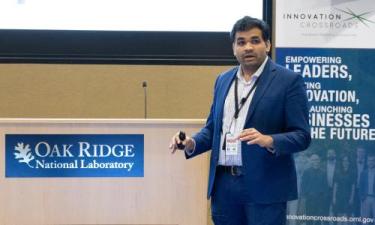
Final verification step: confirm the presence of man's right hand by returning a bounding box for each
[169,131,195,154]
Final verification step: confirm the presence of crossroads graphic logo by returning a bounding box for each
[6,134,144,177]
[335,8,375,27]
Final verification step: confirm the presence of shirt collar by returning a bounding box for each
[236,56,268,84]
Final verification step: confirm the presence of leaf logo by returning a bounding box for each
[14,143,35,168]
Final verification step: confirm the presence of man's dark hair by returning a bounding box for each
[230,16,270,43]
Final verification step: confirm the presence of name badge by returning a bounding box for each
[225,133,239,156]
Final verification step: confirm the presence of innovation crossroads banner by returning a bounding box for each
[276,0,375,224]
[5,134,144,177]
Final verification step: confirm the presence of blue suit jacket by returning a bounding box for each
[187,59,311,203]
[359,169,375,199]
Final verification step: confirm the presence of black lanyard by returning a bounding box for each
[234,75,261,119]
[222,74,261,151]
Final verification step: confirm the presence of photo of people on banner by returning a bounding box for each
[288,141,374,225]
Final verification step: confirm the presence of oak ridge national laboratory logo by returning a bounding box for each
[14,143,35,168]
[6,134,144,177]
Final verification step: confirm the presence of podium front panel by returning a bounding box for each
[0,119,208,225]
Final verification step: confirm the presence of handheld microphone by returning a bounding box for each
[142,81,147,119]
[176,131,186,150]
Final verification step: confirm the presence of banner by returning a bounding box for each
[275,0,375,224]
[5,134,144,177]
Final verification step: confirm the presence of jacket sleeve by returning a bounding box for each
[270,74,311,155]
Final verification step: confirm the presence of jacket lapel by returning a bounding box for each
[216,67,238,130]
[245,60,277,124]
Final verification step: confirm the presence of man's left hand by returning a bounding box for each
[238,128,274,148]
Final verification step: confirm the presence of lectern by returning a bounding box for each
[0,118,208,225]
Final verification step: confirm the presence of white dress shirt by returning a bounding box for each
[218,57,268,166]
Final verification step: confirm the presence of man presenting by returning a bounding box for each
[169,16,311,225]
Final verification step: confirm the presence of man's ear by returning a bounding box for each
[266,40,271,53]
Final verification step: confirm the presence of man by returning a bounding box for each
[325,149,337,217]
[300,154,329,225]
[287,152,309,225]
[359,153,375,223]
[169,16,311,225]
[354,146,368,221]
[326,149,337,190]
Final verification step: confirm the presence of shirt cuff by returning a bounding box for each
[185,138,196,156]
